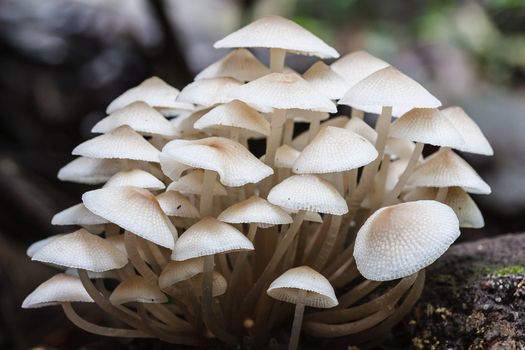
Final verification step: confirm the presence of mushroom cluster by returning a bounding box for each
[23,16,492,349]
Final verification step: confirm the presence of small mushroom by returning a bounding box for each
[52,203,109,227]
[303,61,348,100]
[195,48,269,82]
[176,77,242,108]
[331,50,390,90]
[57,157,129,185]
[110,275,168,305]
[156,191,200,219]
[103,169,165,190]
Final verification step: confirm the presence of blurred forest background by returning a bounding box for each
[0,0,524,349]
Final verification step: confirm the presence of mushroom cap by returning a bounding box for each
[158,257,206,289]
[72,125,161,163]
[407,149,491,194]
[441,106,493,156]
[82,186,177,249]
[385,138,417,160]
[171,217,254,261]
[303,61,348,100]
[103,169,165,190]
[194,100,270,136]
[176,77,242,107]
[156,191,200,218]
[268,175,348,215]
[344,117,377,144]
[330,50,390,88]
[231,72,337,113]
[58,157,129,185]
[286,109,330,123]
[105,234,156,266]
[339,67,441,117]
[191,271,228,297]
[274,145,301,169]
[110,275,168,305]
[218,196,293,227]
[267,266,338,308]
[22,273,93,308]
[106,76,193,114]
[161,137,273,187]
[404,187,484,228]
[52,203,109,226]
[291,115,349,150]
[170,108,211,138]
[26,234,64,258]
[354,200,460,281]
[195,48,269,82]
[293,126,378,174]
[389,108,464,147]
[32,229,128,272]
[213,15,339,59]
[166,169,227,196]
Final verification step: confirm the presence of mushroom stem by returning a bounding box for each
[288,290,307,350]
[435,187,449,202]
[337,280,382,309]
[351,108,365,119]
[370,154,391,211]
[308,117,322,143]
[200,170,217,217]
[144,304,194,332]
[385,142,424,205]
[304,216,330,264]
[282,119,295,145]
[124,232,157,283]
[230,128,240,142]
[270,48,286,72]
[265,109,287,168]
[346,168,358,198]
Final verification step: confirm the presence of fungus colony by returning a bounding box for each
[23,16,492,349]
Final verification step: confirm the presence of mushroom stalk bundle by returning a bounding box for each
[23,15,492,350]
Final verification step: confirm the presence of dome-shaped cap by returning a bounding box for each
[52,203,109,226]
[330,50,390,88]
[268,175,348,215]
[161,137,273,187]
[339,67,441,117]
[93,102,177,137]
[158,257,205,289]
[110,275,168,305]
[103,169,165,190]
[404,187,484,228]
[72,125,161,163]
[213,15,339,59]
[441,106,493,156]
[354,200,460,281]
[82,186,177,249]
[194,100,270,136]
[166,169,227,196]
[267,266,338,308]
[303,61,348,100]
[26,234,64,258]
[22,273,93,308]
[275,145,301,169]
[293,126,378,174]
[390,108,464,147]
[195,48,269,82]
[407,149,491,194]
[291,116,349,150]
[32,229,128,272]
[385,138,416,160]
[171,217,254,261]
[231,72,337,113]
[176,77,241,107]
[191,271,228,297]
[106,76,193,114]
[58,157,128,185]
[218,196,293,228]
[344,117,377,144]
[104,235,156,266]
[156,191,200,218]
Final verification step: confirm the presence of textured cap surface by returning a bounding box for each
[52,203,109,226]
[166,169,227,196]
[110,276,168,305]
[159,258,206,288]
[22,273,93,308]
[103,169,165,190]
[195,48,269,82]
[303,61,348,100]
[344,117,377,144]
[176,77,242,107]
[58,157,129,185]
[331,51,390,88]
[156,191,200,218]
[218,196,293,227]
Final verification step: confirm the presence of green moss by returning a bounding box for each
[489,264,525,276]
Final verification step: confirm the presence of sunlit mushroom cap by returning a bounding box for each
[267,266,338,308]
[293,126,378,174]
[407,149,491,194]
[354,200,460,281]
[26,234,64,258]
[275,145,301,168]
[339,67,441,117]
[72,125,161,163]
[58,157,129,184]
[303,61,348,100]
[22,273,93,308]
[156,191,200,218]
[344,117,377,144]
[195,49,269,82]
[177,77,242,107]
[32,228,128,272]
[441,106,493,156]
[268,175,348,215]
[110,276,168,305]
[404,187,484,228]
[231,72,337,113]
[166,170,227,196]
[161,137,273,187]
[390,108,464,147]
[52,203,109,226]
[93,102,177,137]
[191,271,228,297]
[158,257,205,289]
[103,169,165,190]
[218,196,293,228]
[171,217,254,261]
[82,186,177,249]
[194,100,270,136]
[214,15,339,59]
[106,76,193,114]
[331,51,390,88]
